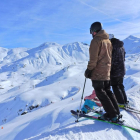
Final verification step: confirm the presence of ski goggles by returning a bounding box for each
[90,28,93,34]
[90,28,96,34]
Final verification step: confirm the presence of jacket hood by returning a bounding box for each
[95,30,109,39]
[110,38,124,48]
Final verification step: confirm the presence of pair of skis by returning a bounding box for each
[87,99,140,114]
[71,105,140,133]
[93,99,140,114]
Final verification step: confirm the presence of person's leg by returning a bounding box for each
[92,80,117,118]
[111,77,125,104]
[119,78,127,103]
[104,81,120,115]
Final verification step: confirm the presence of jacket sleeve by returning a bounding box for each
[124,50,126,61]
[87,39,100,70]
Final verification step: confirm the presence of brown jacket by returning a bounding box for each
[87,30,112,80]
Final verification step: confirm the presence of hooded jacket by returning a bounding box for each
[87,30,112,80]
[110,38,126,77]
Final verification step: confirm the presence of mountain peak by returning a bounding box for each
[39,42,61,48]
[126,35,140,40]
[123,35,140,53]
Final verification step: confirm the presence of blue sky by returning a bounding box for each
[1,0,140,48]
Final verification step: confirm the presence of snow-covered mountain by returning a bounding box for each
[0,47,29,67]
[0,42,89,72]
[0,38,140,140]
[0,42,89,129]
[123,35,140,54]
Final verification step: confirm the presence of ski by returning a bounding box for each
[71,110,140,133]
[87,99,140,114]
[71,108,102,119]
[85,104,140,125]
[85,104,140,116]
[85,105,102,115]
[85,104,140,123]
[127,106,140,112]
[86,99,140,114]
[122,106,140,114]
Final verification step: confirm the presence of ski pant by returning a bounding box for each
[111,77,127,104]
[92,80,120,118]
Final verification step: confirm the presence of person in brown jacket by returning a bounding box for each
[85,22,121,122]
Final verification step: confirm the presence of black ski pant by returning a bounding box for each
[111,77,127,104]
[92,80,120,118]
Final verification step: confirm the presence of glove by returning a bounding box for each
[84,68,93,78]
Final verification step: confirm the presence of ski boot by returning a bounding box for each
[99,113,123,123]
[111,114,123,123]
[118,103,125,109]
[98,113,110,121]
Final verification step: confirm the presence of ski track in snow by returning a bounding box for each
[0,39,140,140]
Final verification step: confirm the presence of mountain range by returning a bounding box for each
[0,35,140,140]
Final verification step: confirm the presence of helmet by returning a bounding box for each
[90,22,102,34]
[109,34,114,39]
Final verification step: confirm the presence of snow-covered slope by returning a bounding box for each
[0,39,140,140]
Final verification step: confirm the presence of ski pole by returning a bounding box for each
[76,78,86,122]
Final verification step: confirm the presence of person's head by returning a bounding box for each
[90,22,102,38]
[109,34,114,40]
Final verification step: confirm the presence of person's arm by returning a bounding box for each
[124,50,126,61]
[87,39,100,70]
[123,47,126,61]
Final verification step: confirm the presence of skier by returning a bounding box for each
[109,34,128,108]
[85,22,120,122]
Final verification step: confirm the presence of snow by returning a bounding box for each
[0,38,140,140]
